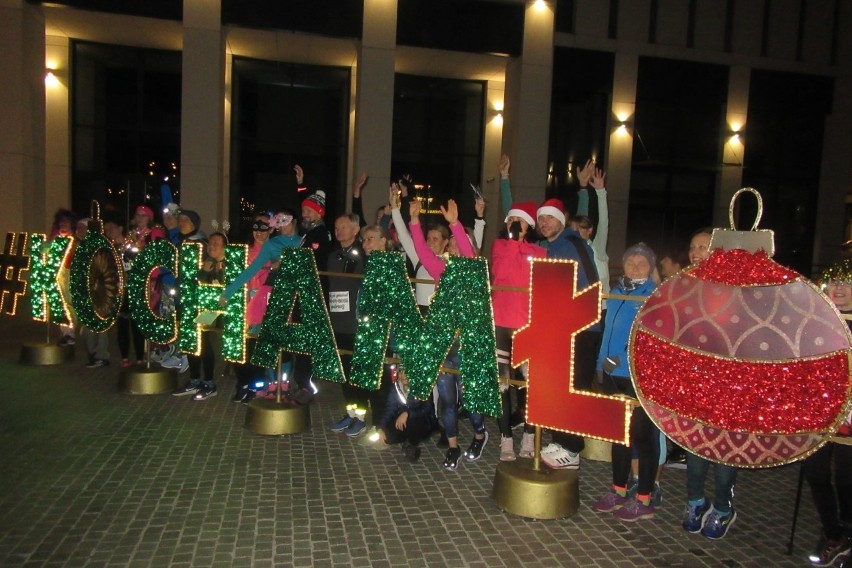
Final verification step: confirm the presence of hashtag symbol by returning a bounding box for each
[0,232,32,316]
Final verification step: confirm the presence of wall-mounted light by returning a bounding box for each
[489,101,504,126]
[45,68,60,88]
[612,109,633,137]
[728,121,744,143]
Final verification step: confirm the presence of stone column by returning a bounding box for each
[0,0,46,232]
[45,35,70,223]
[501,0,554,204]
[351,0,397,219]
[606,52,638,266]
[180,0,225,228]
[715,65,749,228]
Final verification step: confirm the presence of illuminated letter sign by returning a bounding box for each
[513,259,632,444]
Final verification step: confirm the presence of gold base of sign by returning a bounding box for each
[20,342,74,365]
[245,398,310,436]
[581,438,612,462]
[492,459,579,519]
[118,366,177,395]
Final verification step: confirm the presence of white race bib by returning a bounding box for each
[329,291,350,313]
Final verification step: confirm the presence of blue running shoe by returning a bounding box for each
[330,414,353,432]
[701,507,736,540]
[344,418,366,437]
[682,500,711,533]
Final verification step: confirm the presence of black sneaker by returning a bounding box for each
[443,447,462,470]
[464,431,489,461]
[240,390,256,405]
[232,385,253,403]
[193,383,218,401]
[172,380,202,397]
[86,359,109,369]
[809,534,852,566]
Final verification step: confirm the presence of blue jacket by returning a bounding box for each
[596,278,657,378]
[543,227,599,290]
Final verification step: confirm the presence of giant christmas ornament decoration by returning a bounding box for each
[630,189,852,467]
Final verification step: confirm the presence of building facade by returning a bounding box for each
[2,0,850,276]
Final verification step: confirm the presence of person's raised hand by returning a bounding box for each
[590,167,606,189]
[399,174,412,197]
[389,183,402,210]
[441,199,459,225]
[354,172,368,198]
[499,154,510,177]
[577,159,593,187]
[294,164,304,185]
[474,197,486,218]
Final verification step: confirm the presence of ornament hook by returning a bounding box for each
[710,187,774,256]
[728,187,763,231]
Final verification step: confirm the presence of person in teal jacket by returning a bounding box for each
[592,242,659,522]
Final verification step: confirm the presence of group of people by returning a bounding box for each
[48,156,851,567]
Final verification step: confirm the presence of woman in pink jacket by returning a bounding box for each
[490,201,546,461]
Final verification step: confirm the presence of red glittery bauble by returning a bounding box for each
[630,248,852,467]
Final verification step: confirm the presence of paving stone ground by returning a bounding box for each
[0,315,823,567]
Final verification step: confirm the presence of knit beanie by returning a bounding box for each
[302,190,327,218]
[536,198,566,226]
[623,241,656,269]
[505,201,538,228]
[179,209,201,232]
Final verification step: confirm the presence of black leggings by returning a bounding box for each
[602,373,659,496]
[188,331,216,381]
[117,315,145,361]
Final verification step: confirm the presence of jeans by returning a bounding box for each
[435,353,484,439]
[686,453,738,512]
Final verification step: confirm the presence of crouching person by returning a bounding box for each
[376,369,438,463]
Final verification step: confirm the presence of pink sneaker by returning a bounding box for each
[121,359,131,369]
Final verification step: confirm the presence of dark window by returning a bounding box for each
[555,0,575,34]
[547,48,614,217]
[222,0,363,39]
[230,59,350,239]
[397,0,524,57]
[628,57,728,252]
[741,70,833,273]
[29,0,181,21]
[71,41,182,225]
[391,74,485,226]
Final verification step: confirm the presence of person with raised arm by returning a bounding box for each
[407,198,484,469]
